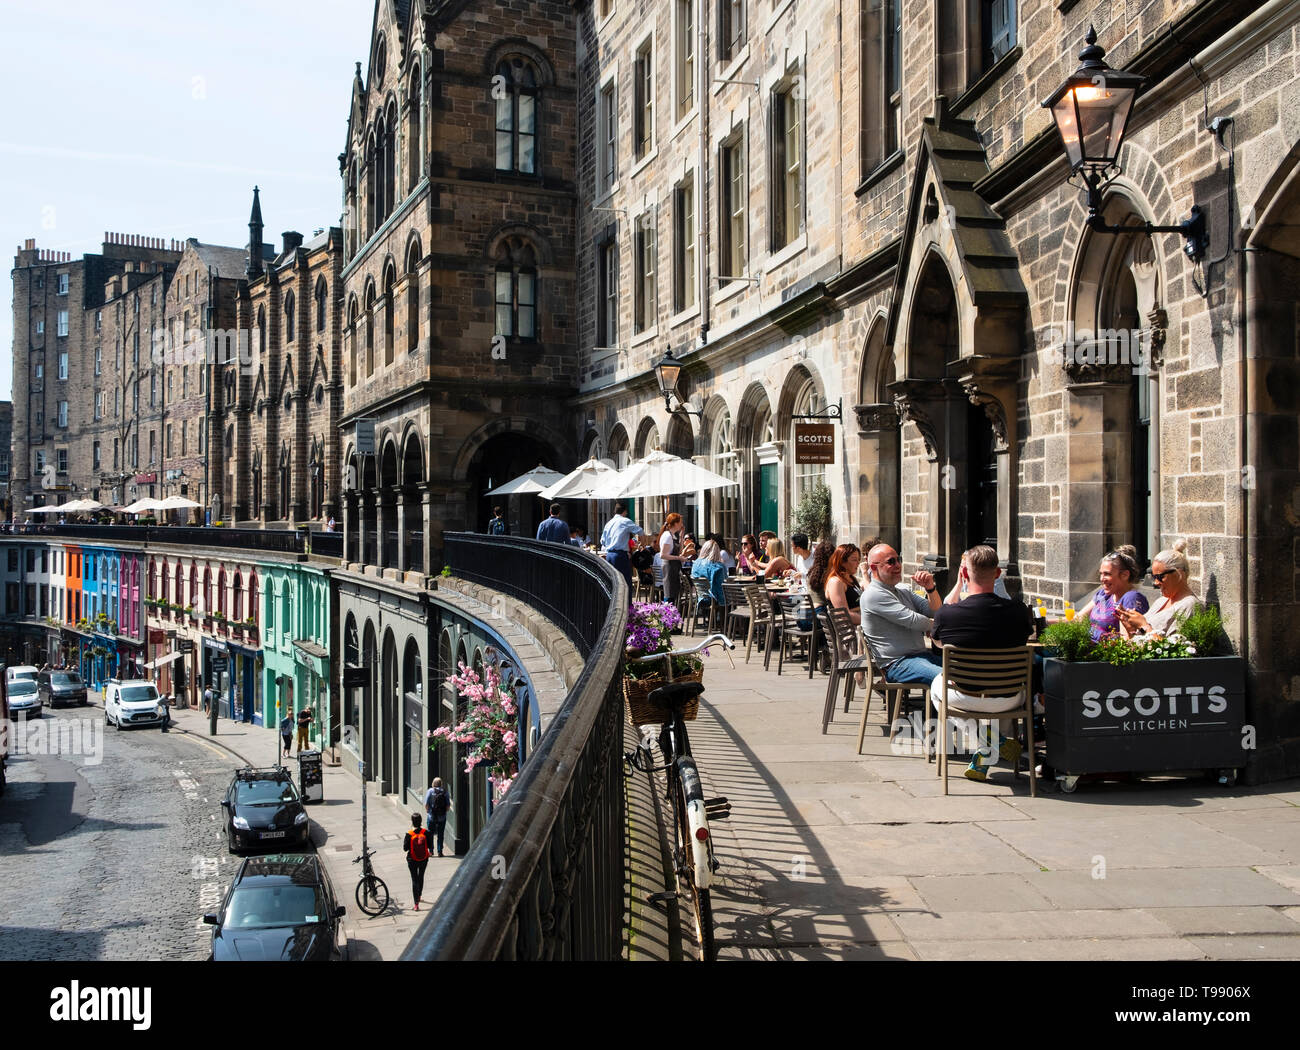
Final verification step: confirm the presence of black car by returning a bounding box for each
[221,767,312,854]
[204,853,346,961]
[38,670,87,708]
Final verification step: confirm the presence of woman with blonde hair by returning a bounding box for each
[1117,540,1200,639]
[1075,544,1149,642]
[690,539,728,610]
[763,538,793,579]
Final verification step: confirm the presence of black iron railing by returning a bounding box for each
[402,534,628,960]
[8,523,343,560]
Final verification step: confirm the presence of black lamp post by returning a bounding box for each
[651,346,702,416]
[1043,27,1209,261]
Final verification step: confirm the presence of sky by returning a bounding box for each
[0,0,376,399]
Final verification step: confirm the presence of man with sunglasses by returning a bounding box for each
[860,543,944,684]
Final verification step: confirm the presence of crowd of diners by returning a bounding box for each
[567,500,1203,784]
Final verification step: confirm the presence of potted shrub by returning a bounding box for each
[623,601,704,725]
[1039,608,1245,786]
[792,480,833,545]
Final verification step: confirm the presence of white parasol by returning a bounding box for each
[485,464,566,496]
[538,457,625,501]
[590,449,736,499]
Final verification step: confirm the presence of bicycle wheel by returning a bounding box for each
[671,760,716,962]
[355,873,389,916]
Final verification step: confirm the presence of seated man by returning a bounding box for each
[860,543,943,684]
[929,545,1034,782]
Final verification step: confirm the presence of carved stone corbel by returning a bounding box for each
[958,376,1010,452]
[853,402,898,436]
[891,392,940,462]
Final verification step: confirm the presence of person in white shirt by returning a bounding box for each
[790,533,815,578]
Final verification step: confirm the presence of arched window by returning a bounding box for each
[711,410,739,543]
[385,100,397,215]
[495,58,538,174]
[792,379,823,504]
[365,132,377,234]
[203,567,212,613]
[383,265,396,365]
[233,571,243,622]
[347,297,359,386]
[257,306,266,356]
[406,242,421,353]
[284,291,296,343]
[189,564,198,609]
[161,563,170,609]
[217,568,226,616]
[279,444,291,521]
[252,449,263,519]
[224,424,233,456]
[492,236,537,341]
[248,572,258,628]
[315,278,328,332]
[408,71,423,192]
[364,282,376,377]
[309,439,324,519]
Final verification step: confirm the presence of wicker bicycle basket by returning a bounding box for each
[623,662,704,725]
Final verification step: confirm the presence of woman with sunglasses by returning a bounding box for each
[823,543,863,627]
[1116,540,1199,639]
[737,534,764,575]
[1075,545,1149,642]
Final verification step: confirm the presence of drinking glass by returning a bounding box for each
[1063,601,1075,622]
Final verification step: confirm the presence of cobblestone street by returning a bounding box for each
[0,705,242,961]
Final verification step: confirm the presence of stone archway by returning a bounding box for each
[854,315,900,547]
[381,627,399,794]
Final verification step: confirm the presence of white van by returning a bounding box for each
[6,665,39,687]
[104,680,164,729]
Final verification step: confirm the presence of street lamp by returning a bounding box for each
[1043,27,1209,261]
[652,346,702,416]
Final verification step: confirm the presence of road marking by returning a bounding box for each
[173,734,229,762]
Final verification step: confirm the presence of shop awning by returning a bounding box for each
[145,651,184,670]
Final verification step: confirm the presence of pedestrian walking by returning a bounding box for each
[279,712,294,758]
[422,777,451,857]
[203,684,214,715]
[296,704,312,752]
[535,502,570,543]
[404,813,432,910]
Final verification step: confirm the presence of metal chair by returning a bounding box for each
[856,637,916,753]
[721,580,751,643]
[741,584,774,663]
[768,594,816,675]
[649,564,666,604]
[815,606,871,734]
[687,575,722,636]
[931,643,1036,797]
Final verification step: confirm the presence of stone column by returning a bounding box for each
[396,497,408,573]
[376,497,388,571]
[852,403,901,545]
[422,486,433,578]
[356,494,368,569]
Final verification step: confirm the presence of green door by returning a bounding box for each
[759,464,779,535]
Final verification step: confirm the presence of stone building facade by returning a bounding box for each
[338,0,581,577]
[572,0,1300,780]
[215,187,343,527]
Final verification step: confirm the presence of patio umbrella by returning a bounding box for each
[61,499,105,513]
[155,495,202,510]
[484,464,565,496]
[27,503,67,515]
[538,457,624,501]
[591,449,736,499]
[120,498,162,514]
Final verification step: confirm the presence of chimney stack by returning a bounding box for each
[282,230,304,255]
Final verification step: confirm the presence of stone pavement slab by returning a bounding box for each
[678,645,1300,961]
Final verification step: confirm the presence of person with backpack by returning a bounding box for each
[404,813,432,910]
[422,777,451,857]
[488,506,507,535]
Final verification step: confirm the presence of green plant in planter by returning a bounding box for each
[184,605,194,617]
[1174,606,1229,656]
[439,566,452,578]
[792,481,833,543]
[244,616,255,627]
[1038,620,1094,662]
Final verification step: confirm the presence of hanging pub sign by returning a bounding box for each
[794,423,836,464]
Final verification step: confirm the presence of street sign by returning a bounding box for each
[356,419,376,456]
[178,639,194,653]
[211,657,228,673]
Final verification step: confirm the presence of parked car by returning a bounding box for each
[6,678,41,719]
[103,679,164,728]
[221,766,311,854]
[203,853,346,961]
[6,665,38,687]
[1,667,9,795]
[38,670,87,708]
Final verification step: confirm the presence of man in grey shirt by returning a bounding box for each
[860,543,944,684]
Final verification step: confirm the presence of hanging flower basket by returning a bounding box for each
[622,601,704,724]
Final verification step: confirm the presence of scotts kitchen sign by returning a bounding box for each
[794,423,835,464]
[1043,657,1246,776]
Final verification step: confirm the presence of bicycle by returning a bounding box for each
[352,847,390,916]
[624,632,735,961]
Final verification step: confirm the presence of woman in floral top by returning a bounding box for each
[1077,545,1149,641]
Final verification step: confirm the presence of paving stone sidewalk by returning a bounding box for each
[679,648,1300,961]
[163,701,458,960]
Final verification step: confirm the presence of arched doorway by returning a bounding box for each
[736,383,776,536]
[855,317,901,546]
[361,621,379,780]
[401,432,425,572]
[664,410,695,528]
[465,431,558,539]
[379,440,399,568]
[402,637,423,801]
[381,628,399,793]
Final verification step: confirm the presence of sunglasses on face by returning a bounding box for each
[874,556,901,567]
[1151,570,1177,582]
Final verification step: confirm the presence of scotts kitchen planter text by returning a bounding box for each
[1043,656,1247,776]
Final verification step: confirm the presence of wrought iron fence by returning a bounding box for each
[17,523,342,559]
[402,533,628,960]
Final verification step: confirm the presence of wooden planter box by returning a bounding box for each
[1043,656,1246,777]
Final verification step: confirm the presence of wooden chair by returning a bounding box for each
[768,594,816,675]
[687,575,721,636]
[721,580,751,642]
[741,584,774,663]
[816,606,871,734]
[856,638,916,753]
[932,643,1036,797]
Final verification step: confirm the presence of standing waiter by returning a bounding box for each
[599,500,643,592]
